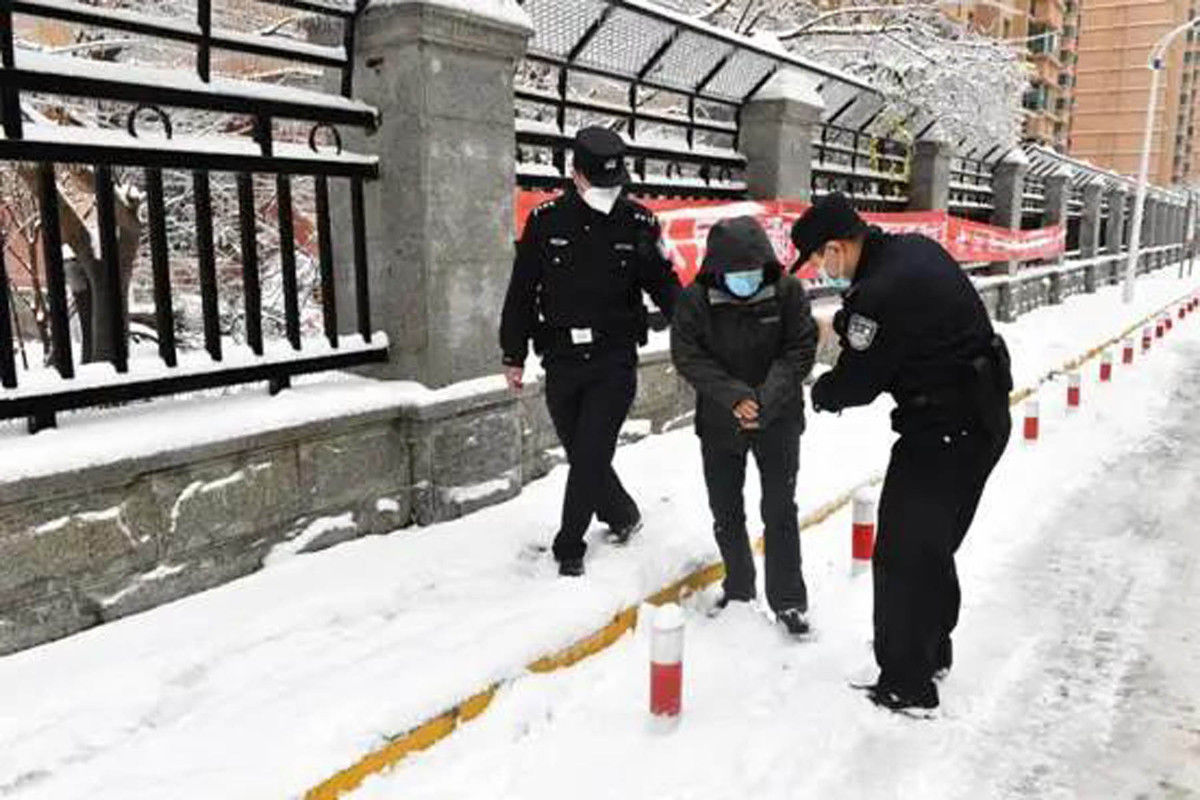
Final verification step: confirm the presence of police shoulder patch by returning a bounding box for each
[846,313,879,351]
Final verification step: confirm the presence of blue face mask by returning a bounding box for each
[724,269,764,298]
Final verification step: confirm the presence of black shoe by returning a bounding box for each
[706,592,753,618]
[776,608,811,636]
[934,637,953,681]
[865,680,939,713]
[558,558,584,577]
[605,517,643,546]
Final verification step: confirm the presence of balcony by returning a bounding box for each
[1031,52,1063,85]
[1023,84,1050,112]
[1031,0,1065,30]
[1025,112,1056,143]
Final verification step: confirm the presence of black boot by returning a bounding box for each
[865,679,939,713]
[934,637,953,681]
[776,608,811,637]
[706,592,753,618]
[558,558,584,577]
[605,516,643,546]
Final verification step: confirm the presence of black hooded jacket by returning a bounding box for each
[670,217,819,447]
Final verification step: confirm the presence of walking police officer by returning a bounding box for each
[500,127,681,577]
[792,193,1013,712]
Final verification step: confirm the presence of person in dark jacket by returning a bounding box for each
[671,216,819,636]
[499,127,680,578]
[793,193,1013,712]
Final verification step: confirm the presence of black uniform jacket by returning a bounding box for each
[499,189,680,367]
[671,264,818,448]
[812,227,1008,434]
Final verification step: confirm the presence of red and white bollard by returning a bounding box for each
[1122,337,1135,365]
[1165,312,1174,333]
[650,603,684,732]
[851,489,876,574]
[1155,317,1165,339]
[1067,370,1081,409]
[1180,304,1187,321]
[1024,398,1040,442]
[1100,348,1113,382]
[1143,325,1153,352]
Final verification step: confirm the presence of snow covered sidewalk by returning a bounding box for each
[0,272,1197,799]
[357,305,1200,800]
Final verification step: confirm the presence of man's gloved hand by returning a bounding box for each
[810,374,830,413]
[832,308,849,338]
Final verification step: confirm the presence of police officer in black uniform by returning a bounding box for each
[792,193,1013,712]
[500,127,680,577]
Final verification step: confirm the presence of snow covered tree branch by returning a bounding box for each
[659,0,1028,150]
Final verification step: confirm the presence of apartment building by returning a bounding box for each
[944,0,1082,152]
[1070,0,1200,185]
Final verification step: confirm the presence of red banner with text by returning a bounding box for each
[514,192,1065,287]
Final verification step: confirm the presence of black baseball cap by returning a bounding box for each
[573,126,630,188]
[790,192,867,264]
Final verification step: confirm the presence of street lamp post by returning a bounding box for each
[1124,18,1200,303]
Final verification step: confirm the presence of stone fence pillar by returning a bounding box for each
[1042,167,1070,304]
[908,139,953,211]
[990,151,1028,277]
[1080,182,1103,293]
[740,70,825,201]
[310,1,533,387]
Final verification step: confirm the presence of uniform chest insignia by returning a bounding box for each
[847,313,879,351]
[549,237,570,246]
[614,242,634,252]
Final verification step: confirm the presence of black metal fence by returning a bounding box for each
[949,155,995,221]
[0,0,386,432]
[810,123,909,212]
[514,59,751,199]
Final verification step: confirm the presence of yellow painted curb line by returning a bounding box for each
[304,283,1199,800]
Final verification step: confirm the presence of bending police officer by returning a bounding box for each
[793,193,1013,712]
[499,127,681,577]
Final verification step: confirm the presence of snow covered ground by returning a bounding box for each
[1,272,1198,799]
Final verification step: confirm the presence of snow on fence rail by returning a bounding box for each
[0,0,387,433]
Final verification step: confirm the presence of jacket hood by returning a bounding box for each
[697,215,783,288]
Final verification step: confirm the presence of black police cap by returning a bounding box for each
[573,126,630,188]
[790,192,867,264]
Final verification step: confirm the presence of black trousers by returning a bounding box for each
[700,423,808,614]
[545,348,640,562]
[873,416,1011,689]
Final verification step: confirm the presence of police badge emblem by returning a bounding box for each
[846,314,878,351]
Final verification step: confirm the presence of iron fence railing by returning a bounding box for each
[811,123,909,211]
[0,0,386,433]
[949,155,995,219]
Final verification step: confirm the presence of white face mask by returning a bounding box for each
[581,185,622,215]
